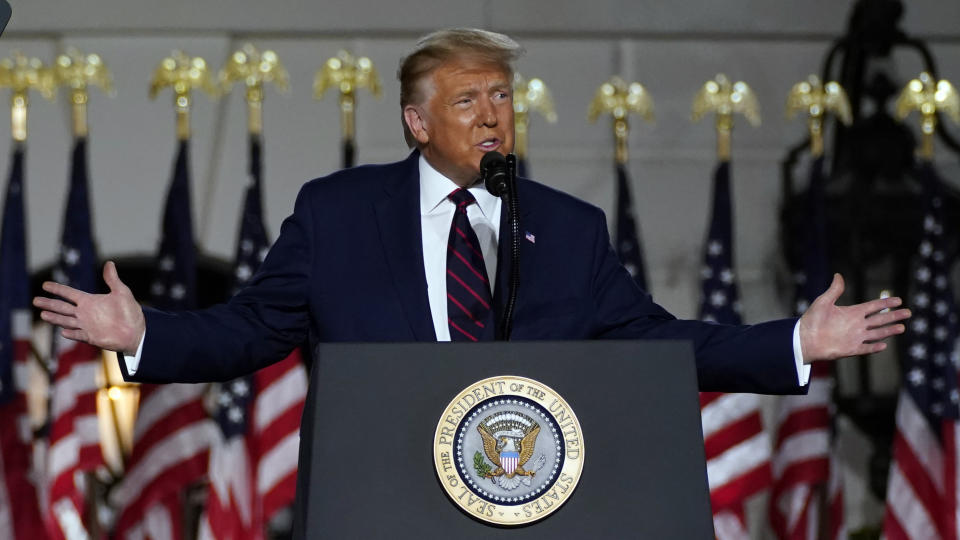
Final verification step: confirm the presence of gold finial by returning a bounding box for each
[513,73,557,161]
[314,50,382,142]
[588,76,654,164]
[149,51,219,140]
[786,75,852,158]
[0,52,56,142]
[220,44,289,135]
[691,74,760,161]
[895,72,960,160]
[54,49,114,138]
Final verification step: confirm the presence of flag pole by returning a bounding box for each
[314,50,381,168]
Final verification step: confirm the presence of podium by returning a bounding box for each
[294,341,715,539]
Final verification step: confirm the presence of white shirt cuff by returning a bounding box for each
[792,320,811,386]
[122,329,146,375]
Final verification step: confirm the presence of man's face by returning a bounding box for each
[405,58,515,187]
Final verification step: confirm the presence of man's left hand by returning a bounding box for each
[799,273,911,363]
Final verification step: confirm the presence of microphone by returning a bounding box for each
[480,151,509,196]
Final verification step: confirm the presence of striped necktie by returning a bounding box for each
[446,188,494,341]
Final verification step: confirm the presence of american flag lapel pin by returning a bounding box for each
[525,231,536,244]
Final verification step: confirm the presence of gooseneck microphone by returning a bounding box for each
[480,150,519,341]
[480,150,509,196]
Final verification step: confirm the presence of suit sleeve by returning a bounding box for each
[586,207,804,395]
[124,183,316,383]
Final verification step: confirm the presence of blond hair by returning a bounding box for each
[398,28,523,147]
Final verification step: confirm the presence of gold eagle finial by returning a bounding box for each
[692,74,760,161]
[786,75,852,157]
[150,51,219,140]
[314,50,382,143]
[54,48,114,138]
[220,44,289,135]
[0,51,57,142]
[895,72,960,160]
[588,76,654,164]
[513,73,557,161]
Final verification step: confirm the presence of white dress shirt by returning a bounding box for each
[126,154,808,385]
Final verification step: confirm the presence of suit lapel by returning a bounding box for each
[373,152,437,341]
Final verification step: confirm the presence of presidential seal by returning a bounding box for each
[433,376,584,526]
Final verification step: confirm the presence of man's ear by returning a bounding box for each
[403,105,430,145]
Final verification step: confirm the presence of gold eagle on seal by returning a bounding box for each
[477,419,540,479]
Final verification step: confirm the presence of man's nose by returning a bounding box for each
[477,98,497,127]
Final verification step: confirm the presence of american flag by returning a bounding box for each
[697,160,772,539]
[769,155,845,540]
[45,137,107,539]
[883,161,960,540]
[615,163,649,291]
[202,135,306,539]
[0,144,47,538]
[111,141,217,539]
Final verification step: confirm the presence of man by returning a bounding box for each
[34,28,908,392]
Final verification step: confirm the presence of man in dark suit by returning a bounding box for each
[34,28,908,395]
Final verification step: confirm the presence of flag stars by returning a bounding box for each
[916,267,931,282]
[707,240,724,256]
[919,241,933,257]
[934,301,949,316]
[914,293,930,308]
[701,266,713,280]
[159,256,175,271]
[227,406,243,423]
[912,318,928,334]
[933,353,947,366]
[62,248,80,266]
[932,377,945,391]
[923,215,936,232]
[241,239,254,254]
[909,343,927,360]
[231,379,249,397]
[931,402,945,415]
[934,326,948,342]
[796,299,810,314]
[935,275,948,290]
[170,283,186,300]
[710,290,728,307]
[235,264,252,282]
[719,268,734,284]
[150,282,165,297]
[908,368,925,386]
[951,389,959,404]
[933,251,945,263]
[217,391,233,407]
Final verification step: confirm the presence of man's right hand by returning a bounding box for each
[33,260,146,355]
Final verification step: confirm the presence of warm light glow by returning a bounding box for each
[108,386,123,401]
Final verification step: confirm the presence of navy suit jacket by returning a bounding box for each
[124,151,802,395]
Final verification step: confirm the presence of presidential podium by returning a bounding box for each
[294,341,715,539]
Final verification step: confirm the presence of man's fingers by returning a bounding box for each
[41,281,86,304]
[864,324,906,342]
[32,297,78,316]
[817,273,845,305]
[40,311,80,329]
[860,296,904,317]
[865,308,911,329]
[858,342,887,355]
[103,261,127,294]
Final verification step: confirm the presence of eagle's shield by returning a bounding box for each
[501,451,520,475]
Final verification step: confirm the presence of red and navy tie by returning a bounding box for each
[446,188,494,341]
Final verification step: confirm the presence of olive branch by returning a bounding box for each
[473,451,492,477]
